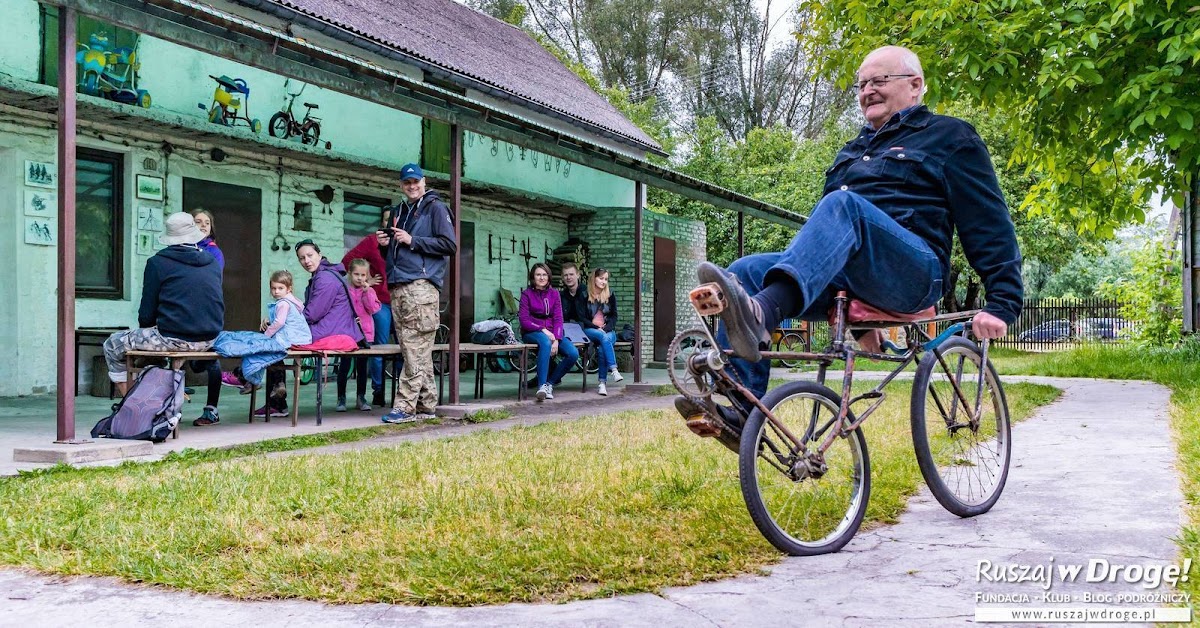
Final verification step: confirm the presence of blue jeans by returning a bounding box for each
[368,305,392,393]
[523,332,580,387]
[584,328,617,381]
[722,191,944,403]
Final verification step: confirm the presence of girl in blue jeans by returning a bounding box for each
[519,263,579,402]
[584,268,623,396]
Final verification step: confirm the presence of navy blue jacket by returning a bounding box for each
[825,105,1023,324]
[139,244,224,341]
[381,190,457,290]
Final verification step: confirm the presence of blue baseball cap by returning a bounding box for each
[399,163,424,181]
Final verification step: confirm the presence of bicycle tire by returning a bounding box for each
[739,381,870,556]
[910,336,1011,517]
[776,331,807,368]
[432,325,450,375]
[299,356,316,385]
[268,111,289,138]
[302,121,320,146]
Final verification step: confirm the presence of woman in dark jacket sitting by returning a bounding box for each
[519,263,579,402]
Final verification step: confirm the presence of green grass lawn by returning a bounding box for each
[984,343,1200,604]
[0,381,1057,606]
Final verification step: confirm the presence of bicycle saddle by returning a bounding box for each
[304,102,319,109]
[841,299,936,324]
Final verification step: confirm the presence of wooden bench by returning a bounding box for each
[432,342,535,403]
[125,344,407,428]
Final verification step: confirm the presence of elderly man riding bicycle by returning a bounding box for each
[676,44,1023,432]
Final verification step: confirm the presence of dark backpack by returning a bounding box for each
[91,366,185,443]
[617,323,636,342]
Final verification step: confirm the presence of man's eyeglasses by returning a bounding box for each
[851,74,917,93]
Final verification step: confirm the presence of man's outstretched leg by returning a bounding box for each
[700,190,941,363]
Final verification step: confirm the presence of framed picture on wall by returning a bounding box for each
[135,174,164,201]
[24,160,55,188]
[24,189,56,217]
[24,218,56,246]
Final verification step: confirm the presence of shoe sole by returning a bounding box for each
[696,261,764,362]
[382,415,417,424]
[535,391,546,402]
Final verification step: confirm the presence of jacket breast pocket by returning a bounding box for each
[879,149,927,185]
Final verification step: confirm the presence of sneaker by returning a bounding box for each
[696,261,770,362]
[253,404,289,418]
[535,384,548,402]
[356,396,371,412]
[192,405,220,427]
[238,382,255,395]
[372,390,385,407]
[382,409,417,424]
[414,408,437,420]
[609,368,624,382]
[220,371,242,388]
[336,396,347,412]
[271,381,288,401]
[544,384,554,400]
[597,382,607,396]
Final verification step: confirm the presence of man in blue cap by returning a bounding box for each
[376,164,457,423]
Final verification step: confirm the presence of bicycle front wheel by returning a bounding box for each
[739,381,870,556]
[911,336,1011,517]
[776,331,807,368]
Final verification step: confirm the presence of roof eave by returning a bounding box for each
[230,0,667,157]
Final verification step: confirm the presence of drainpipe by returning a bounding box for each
[449,124,462,404]
[634,182,644,383]
[56,7,79,443]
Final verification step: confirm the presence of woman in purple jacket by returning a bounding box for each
[519,262,579,402]
[258,239,364,417]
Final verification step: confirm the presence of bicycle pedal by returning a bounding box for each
[689,283,726,316]
[685,415,723,437]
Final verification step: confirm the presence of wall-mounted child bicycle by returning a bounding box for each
[269,82,331,149]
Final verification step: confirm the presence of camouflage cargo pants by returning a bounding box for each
[103,327,213,383]
[391,280,439,414]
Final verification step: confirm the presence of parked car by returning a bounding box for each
[1017,320,1074,342]
[1079,317,1131,340]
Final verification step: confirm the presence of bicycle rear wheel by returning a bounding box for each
[776,331,807,368]
[911,336,1011,517]
[739,381,870,556]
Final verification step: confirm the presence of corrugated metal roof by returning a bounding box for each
[261,0,661,151]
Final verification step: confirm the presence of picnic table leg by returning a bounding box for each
[474,354,482,399]
[518,348,527,402]
[290,360,300,427]
[437,350,444,406]
[581,345,587,393]
[248,385,256,423]
[315,355,325,426]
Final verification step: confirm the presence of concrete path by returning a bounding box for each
[0,377,1186,627]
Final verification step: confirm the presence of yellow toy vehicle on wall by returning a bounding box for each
[198,74,262,133]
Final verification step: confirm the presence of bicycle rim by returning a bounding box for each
[911,337,1011,517]
[739,381,870,556]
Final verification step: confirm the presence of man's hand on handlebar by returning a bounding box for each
[971,311,1007,339]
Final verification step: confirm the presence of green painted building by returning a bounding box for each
[0,0,799,399]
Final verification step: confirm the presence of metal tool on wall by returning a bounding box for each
[519,237,534,271]
[270,164,290,251]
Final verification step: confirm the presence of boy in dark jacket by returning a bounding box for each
[103,213,224,395]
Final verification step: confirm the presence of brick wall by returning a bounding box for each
[569,208,706,367]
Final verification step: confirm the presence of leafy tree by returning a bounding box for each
[798,0,1189,236]
[1101,235,1183,347]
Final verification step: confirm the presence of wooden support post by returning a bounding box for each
[56,7,80,443]
[449,124,462,404]
[634,182,644,383]
[737,211,745,258]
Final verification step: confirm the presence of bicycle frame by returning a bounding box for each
[689,291,989,463]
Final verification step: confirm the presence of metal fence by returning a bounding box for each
[995,298,1131,351]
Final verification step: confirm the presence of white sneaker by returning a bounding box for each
[597,382,607,396]
[544,384,554,399]
[536,384,547,402]
[610,368,624,382]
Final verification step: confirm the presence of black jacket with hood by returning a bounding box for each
[139,244,224,341]
[381,190,458,290]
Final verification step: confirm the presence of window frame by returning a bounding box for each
[75,147,125,299]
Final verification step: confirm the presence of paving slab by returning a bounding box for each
[0,377,1186,627]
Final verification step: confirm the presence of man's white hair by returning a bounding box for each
[862,45,924,77]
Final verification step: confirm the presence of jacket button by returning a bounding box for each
[862,155,871,161]
[898,153,906,158]
[840,185,848,191]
